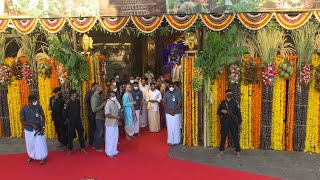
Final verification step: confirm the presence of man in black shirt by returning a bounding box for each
[49,87,67,150]
[64,90,88,156]
[85,82,98,146]
[217,89,242,158]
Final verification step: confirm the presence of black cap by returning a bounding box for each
[53,87,61,93]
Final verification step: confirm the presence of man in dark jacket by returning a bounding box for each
[85,82,98,146]
[217,89,242,158]
[49,87,67,150]
[64,90,88,156]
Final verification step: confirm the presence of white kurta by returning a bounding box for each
[139,84,149,127]
[146,89,162,112]
[147,89,162,132]
[105,126,119,156]
[24,130,48,160]
[134,110,140,134]
[166,113,181,145]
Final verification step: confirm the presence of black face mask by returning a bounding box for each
[226,94,233,99]
[58,93,63,97]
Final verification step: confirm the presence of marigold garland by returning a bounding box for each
[38,76,55,138]
[81,81,89,139]
[8,79,22,137]
[88,56,94,85]
[183,56,187,145]
[271,57,286,150]
[304,55,320,153]
[210,80,219,147]
[252,57,262,149]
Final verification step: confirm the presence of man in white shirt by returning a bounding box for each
[146,83,162,133]
[145,70,154,85]
[139,78,149,127]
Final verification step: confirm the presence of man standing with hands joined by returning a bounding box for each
[91,85,107,152]
[163,82,182,145]
[217,89,242,158]
[105,91,121,158]
[132,82,143,136]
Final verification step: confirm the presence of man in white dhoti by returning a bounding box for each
[20,95,48,165]
[163,82,182,145]
[132,81,143,135]
[139,78,149,127]
[105,91,121,158]
[146,83,162,133]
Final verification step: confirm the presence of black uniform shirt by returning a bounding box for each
[65,99,81,122]
[217,99,242,125]
[49,96,64,119]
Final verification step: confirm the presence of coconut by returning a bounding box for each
[280,71,285,77]
[284,73,290,79]
[282,63,288,70]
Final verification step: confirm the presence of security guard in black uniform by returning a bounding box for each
[217,89,242,158]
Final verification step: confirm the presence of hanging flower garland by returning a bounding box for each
[262,62,278,86]
[39,18,66,34]
[88,56,95,85]
[210,80,219,147]
[200,14,235,31]
[99,17,129,33]
[165,15,198,31]
[315,65,320,91]
[300,62,312,86]
[38,75,55,138]
[81,81,89,139]
[286,56,297,151]
[11,19,38,34]
[0,19,9,33]
[271,56,286,150]
[228,64,240,85]
[252,58,262,148]
[131,16,164,34]
[68,17,97,33]
[304,55,320,153]
[0,64,13,86]
[237,13,273,30]
[275,12,312,30]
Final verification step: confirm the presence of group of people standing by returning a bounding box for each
[19,70,183,164]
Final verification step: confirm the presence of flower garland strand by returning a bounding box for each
[210,80,219,147]
[271,56,286,150]
[240,58,253,149]
[38,76,55,138]
[81,81,89,140]
[252,57,262,148]
[286,56,297,151]
[183,56,187,145]
[88,56,94,85]
[187,57,192,146]
[304,55,320,153]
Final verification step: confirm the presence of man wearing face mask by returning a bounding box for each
[122,84,137,140]
[64,90,88,156]
[145,69,154,85]
[163,82,182,145]
[107,84,121,110]
[20,95,48,165]
[132,82,143,135]
[139,78,149,127]
[91,86,107,152]
[129,76,135,84]
[49,87,67,150]
[217,89,242,158]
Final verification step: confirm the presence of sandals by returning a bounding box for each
[26,158,33,164]
[40,159,45,165]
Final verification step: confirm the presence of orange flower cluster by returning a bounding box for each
[216,69,227,146]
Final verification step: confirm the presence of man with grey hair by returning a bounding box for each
[91,85,107,152]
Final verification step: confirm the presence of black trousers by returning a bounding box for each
[219,119,241,152]
[87,112,96,146]
[67,119,85,150]
[93,119,105,150]
[53,116,67,146]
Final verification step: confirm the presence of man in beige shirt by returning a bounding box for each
[105,91,121,158]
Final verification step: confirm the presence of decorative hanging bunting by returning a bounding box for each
[131,16,163,33]
[0,19,9,33]
[39,18,66,34]
[99,16,129,33]
[275,12,312,30]
[165,14,198,31]
[200,14,235,31]
[237,13,273,30]
[11,19,38,34]
[313,11,320,22]
[68,17,97,33]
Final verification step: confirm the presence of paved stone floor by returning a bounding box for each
[1,137,320,180]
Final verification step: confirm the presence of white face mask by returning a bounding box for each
[130,80,135,83]
[110,97,117,101]
[169,87,174,92]
[113,82,116,85]
[133,86,138,90]
[113,88,117,92]
[115,76,119,79]
[33,101,38,106]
